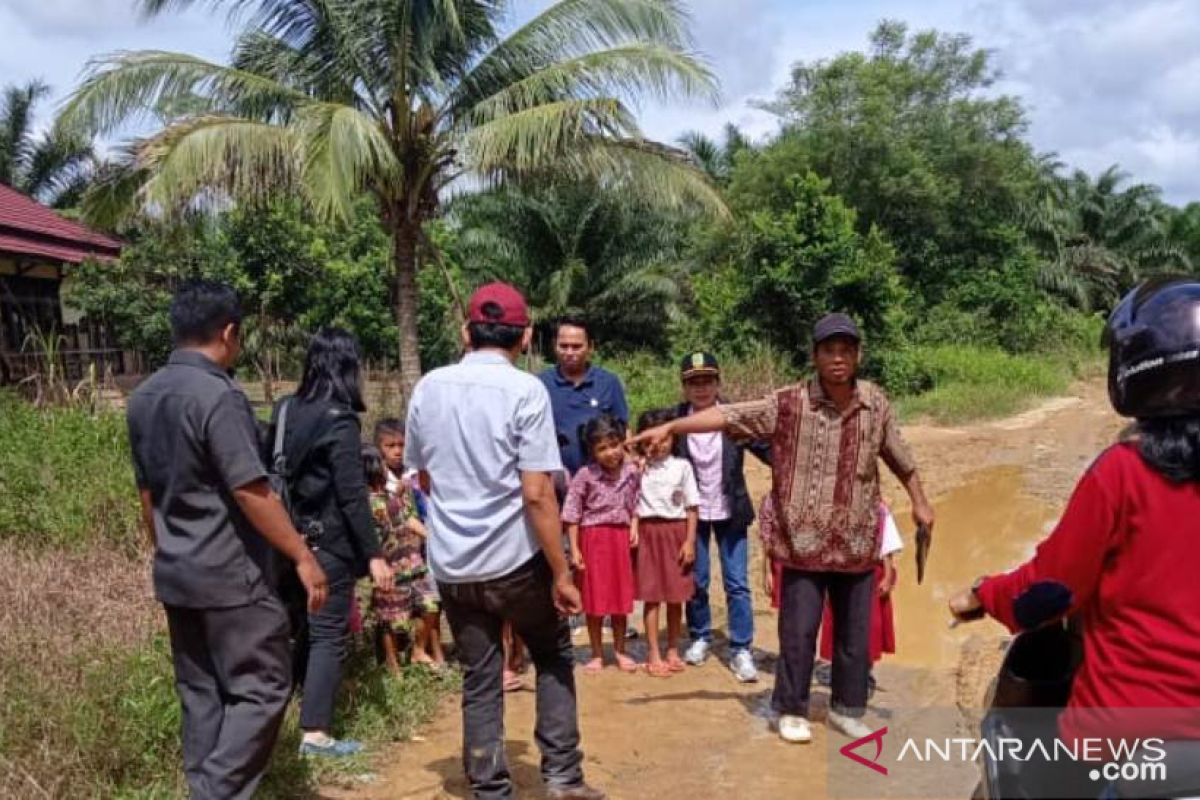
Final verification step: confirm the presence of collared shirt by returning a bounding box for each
[126,350,272,608]
[687,422,729,522]
[724,378,917,572]
[405,351,563,583]
[538,364,629,474]
[636,456,700,520]
[561,462,641,528]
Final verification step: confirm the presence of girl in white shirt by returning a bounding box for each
[633,408,700,678]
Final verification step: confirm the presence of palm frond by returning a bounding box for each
[454,0,702,113]
[295,102,402,221]
[564,137,728,217]
[464,98,639,175]
[134,116,300,214]
[463,44,717,124]
[61,50,307,136]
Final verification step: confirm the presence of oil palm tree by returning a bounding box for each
[60,0,723,395]
[0,80,96,208]
[676,122,749,186]
[1024,165,1189,311]
[451,179,689,351]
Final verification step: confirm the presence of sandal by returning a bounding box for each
[614,654,639,673]
[582,658,604,674]
[646,661,673,678]
[666,655,686,673]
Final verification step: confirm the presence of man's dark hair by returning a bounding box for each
[361,444,386,490]
[580,413,627,463]
[467,301,525,350]
[373,417,405,442]
[555,315,592,344]
[297,327,366,413]
[1137,416,1200,482]
[169,279,243,346]
[637,407,677,433]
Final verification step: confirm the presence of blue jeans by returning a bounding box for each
[686,519,754,651]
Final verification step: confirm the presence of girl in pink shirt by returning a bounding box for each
[562,415,641,674]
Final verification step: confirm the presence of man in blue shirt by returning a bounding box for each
[538,317,629,475]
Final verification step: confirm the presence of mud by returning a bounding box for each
[327,380,1126,800]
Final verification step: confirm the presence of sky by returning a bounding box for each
[2,0,1199,204]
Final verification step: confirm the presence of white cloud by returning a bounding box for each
[4,0,1197,203]
[969,0,1200,202]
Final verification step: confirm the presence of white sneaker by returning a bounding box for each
[684,639,710,665]
[729,649,758,683]
[827,710,873,739]
[778,714,812,744]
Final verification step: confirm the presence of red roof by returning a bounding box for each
[0,183,122,265]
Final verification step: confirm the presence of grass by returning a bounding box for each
[891,345,1102,424]
[0,391,455,798]
[0,393,141,551]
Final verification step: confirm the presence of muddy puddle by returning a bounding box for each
[889,466,1056,668]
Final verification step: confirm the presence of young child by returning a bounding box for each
[373,419,444,668]
[562,414,641,674]
[360,444,440,675]
[634,408,700,677]
[765,499,901,693]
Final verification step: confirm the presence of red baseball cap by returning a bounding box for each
[468,282,531,327]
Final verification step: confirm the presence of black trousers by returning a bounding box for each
[439,555,585,800]
[772,568,874,719]
[165,596,292,800]
[297,549,355,731]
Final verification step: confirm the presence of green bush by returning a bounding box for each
[0,392,140,551]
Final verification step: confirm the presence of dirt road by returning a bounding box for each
[330,380,1125,800]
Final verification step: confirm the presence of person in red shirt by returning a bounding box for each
[950,277,1200,746]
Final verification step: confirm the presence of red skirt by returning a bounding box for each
[576,524,635,616]
[770,560,895,663]
[634,518,694,604]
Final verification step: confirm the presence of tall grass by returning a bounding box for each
[891,345,1097,424]
[0,392,455,797]
[0,392,141,551]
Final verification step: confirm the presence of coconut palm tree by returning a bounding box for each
[0,80,96,208]
[60,0,723,396]
[1024,165,1189,311]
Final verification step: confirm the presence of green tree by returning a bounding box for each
[62,0,723,398]
[1026,165,1190,311]
[683,171,907,363]
[0,80,95,208]
[451,180,691,352]
[759,21,1039,305]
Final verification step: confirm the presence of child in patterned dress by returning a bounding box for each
[361,445,439,675]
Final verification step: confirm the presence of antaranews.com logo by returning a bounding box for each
[825,708,1177,799]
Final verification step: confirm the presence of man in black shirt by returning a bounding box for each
[127,280,327,800]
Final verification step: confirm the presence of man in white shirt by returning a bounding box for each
[404,282,603,800]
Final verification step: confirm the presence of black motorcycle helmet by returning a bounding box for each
[1104,276,1200,418]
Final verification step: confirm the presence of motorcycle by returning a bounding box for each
[973,620,1200,800]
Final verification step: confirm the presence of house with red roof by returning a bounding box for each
[0,184,132,384]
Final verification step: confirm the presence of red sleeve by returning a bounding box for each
[976,449,1122,632]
